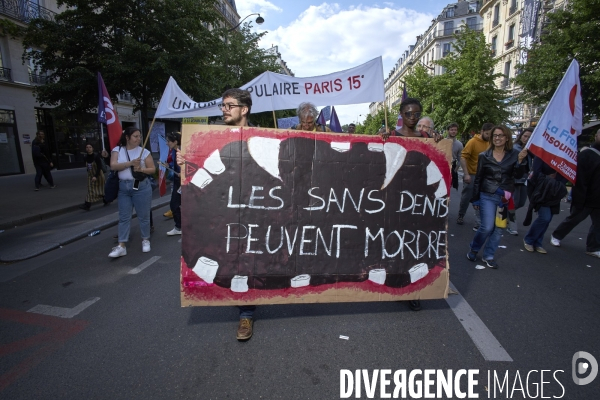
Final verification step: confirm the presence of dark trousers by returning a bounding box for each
[34,162,54,188]
[171,179,181,229]
[553,207,600,252]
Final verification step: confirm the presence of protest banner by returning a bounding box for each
[155,57,384,119]
[526,59,583,183]
[179,125,452,306]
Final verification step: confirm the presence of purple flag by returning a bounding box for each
[329,106,343,133]
[316,107,327,126]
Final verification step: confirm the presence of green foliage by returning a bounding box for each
[515,0,600,121]
[250,109,296,128]
[0,19,25,38]
[22,0,279,132]
[403,29,509,137]
[355,107,392,135]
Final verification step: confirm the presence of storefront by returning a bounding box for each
[0,109,25,176]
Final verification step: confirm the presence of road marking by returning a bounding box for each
[128,256,161,275]
[27,297,100,319]
[446,282,513,362]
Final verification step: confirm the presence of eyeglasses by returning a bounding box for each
[220,103,244,111]
[493,134,506,139]
[403,111,422,118]
[417,125,432,130]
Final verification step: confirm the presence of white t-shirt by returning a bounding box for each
[112,146,151,180]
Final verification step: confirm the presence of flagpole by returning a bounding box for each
[99,123,105,150]
[384,107,388,132]
[272,111,277,128]
[139,116,157,159]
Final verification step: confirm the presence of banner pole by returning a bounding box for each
[384,106,389,131]
[272,111,277,128]
[99,123,105,150]
[139,117,157,159]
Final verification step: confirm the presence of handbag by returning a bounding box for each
[104,170,120,203]
[125,147,147,181]
[148,176,158,191]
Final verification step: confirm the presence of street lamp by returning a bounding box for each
[229,13,264,31]
[408,61,434,71]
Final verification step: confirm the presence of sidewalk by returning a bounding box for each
[0,169,171,262]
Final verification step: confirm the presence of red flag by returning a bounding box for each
[97,73,122,149]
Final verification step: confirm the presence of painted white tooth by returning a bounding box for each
[203,150,225,175]
[291,274,310,288]
[247,137,282,180]
[426,161,443,185]
[434,179,448,198]
[382,142,408,189]
[409,263,429,283]
[331,142,351,152]
[230,275,249,292]
[192,256,219,284]
[368,269,386,285]
[190,168,213,189]
[368,143,384,152]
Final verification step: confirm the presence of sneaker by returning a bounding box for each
[236,318,253,341]
[164,210,174,218]
[167,227,182,236]
[550,235,561,247]
[108,246,127,258]
[408,300,421,311]
[142,240,151,253]
[50,185,56,189]
[472,225,480,232]
[466,250,477,261]
[483,259,499,269]
[506,227,518,236]
[456,216,464,225]
[586,251,600,259]
[523,240,534,252]
[535,246,548,254]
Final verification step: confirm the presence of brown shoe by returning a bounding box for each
[163,210,173,218]
[236,318,253,341]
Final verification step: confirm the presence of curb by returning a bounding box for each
[0,205,82,231]
[0,197,171,263]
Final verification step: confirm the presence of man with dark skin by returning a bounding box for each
[379,98,442,141]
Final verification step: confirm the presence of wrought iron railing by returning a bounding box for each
[29,72,49,84]
[0,0,55,23]
[0,67,12,81]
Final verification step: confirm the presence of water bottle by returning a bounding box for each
[88,230,101,237]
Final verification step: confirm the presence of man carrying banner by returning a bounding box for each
[294,102,331,132]
[416,117,434,137]
[347,123,356,134]
[550,129,600,258]
[177,88,257,341]
[379,98,441,140]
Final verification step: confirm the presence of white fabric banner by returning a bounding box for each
[526,59,583,183]
[155,57,384,118]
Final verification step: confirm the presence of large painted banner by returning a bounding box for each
[180,125,452,306]
[155,57,384,119]
[526,59,583,183]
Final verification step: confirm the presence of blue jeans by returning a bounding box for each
[524,206,552,248]
[238,306,256,319]
[470,192,503,260]
[118,179,152,243]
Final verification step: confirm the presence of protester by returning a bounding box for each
[294,102,331,132]
[507,128,534,235]
[379,98,441,140]
[550,129,600,258]
[108,127,154,258]
[31,130,55,190]
[416,116,435,137]
[522,157,567,254]
[447,122,464,191]
[166,132,182,236]
[467,125,528,269]
[347,123,356,134]
[79,143,106,211]
[178,88,257,341]
[457,123,494,229]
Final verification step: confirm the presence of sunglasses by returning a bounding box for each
[403,111,422,118]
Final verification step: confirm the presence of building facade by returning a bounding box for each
[373,0,483,116]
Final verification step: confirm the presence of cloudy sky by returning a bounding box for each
[235,0,453,126]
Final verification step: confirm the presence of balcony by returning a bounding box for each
[505,39,514,49]
[29,72,49,85]
[0,67,12,82]
[0,0,55,24]
[492,17,499,28]
[215,1,239,28]
[501,78,510,89]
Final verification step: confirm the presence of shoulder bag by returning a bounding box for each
[103,147,121,203]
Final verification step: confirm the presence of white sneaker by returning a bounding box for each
[550,235,561,247]
[167,227,182,236]
[506,227,518,236]
[586,251,600,258]
[108,246,127,258]
[142,240,151,253]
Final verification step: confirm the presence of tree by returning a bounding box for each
[403,29,509,139]
[515,0,600,121]
[355,107,391,135]
[23,0,279,134]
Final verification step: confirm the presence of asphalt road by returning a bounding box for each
[1,193,599,399]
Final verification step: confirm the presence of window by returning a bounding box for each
[466,17,477,30]
[469,2,478,13]
[510,0,517,15]
[491,36,497,56]
[508,24,515,41]
[493,4,500,27]
[503,61,511,88]
[443,43,451,57]
[444,21,454,36]
[446,8,454,18]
